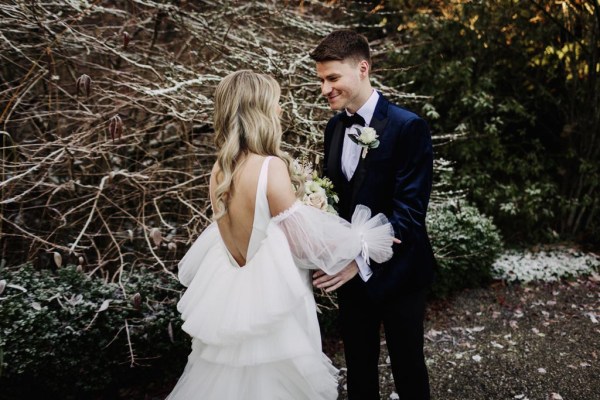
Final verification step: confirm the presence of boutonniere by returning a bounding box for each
[348,126,380,158]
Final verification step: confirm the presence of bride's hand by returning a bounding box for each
[312,261,358,292]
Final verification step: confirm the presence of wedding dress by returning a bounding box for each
[167,156,394,400]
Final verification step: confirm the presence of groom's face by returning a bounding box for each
[316,59,364,113]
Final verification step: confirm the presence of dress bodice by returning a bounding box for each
[246,156,272,261]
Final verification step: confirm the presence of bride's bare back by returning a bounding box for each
[209,153,296,267]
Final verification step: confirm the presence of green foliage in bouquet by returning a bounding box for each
[427,200,504,298]
[0,265,189,398]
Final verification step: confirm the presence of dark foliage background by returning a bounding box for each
[359,0,600,246]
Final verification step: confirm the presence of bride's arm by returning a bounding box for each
[266,157,394,276]
[266,157,297,217]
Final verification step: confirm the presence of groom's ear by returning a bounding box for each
[358,60,370,78]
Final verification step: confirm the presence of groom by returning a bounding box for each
[311,30,435,399]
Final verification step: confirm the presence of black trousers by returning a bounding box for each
[338,276,430,400]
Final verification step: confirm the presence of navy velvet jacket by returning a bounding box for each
[323,94,436,301]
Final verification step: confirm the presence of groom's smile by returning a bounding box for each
[326,91,341,105]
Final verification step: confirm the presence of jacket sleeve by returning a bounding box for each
[389,117,433,245]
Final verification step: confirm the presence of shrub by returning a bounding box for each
[428,199,504,298]
[375,1,599,245]
[0,265,189,398]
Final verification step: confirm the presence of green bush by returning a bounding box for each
[372,1,599,245]
[428,199,504,298]
[0,265,189,398]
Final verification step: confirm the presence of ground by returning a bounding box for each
[330,275,599,400]
[124,275,599,400]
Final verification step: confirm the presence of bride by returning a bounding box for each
[167,70,396,399]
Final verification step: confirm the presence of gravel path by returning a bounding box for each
[331,275,599,400]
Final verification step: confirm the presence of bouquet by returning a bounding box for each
[293,158,339,215]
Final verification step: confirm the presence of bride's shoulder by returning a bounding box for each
[266,157,296,217]
[267,155,287,170]
[266,156,291,185]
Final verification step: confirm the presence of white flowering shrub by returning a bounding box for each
[492,249,600,283]
[427,199,504,297]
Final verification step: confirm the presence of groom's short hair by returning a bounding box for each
[310,30,371,67]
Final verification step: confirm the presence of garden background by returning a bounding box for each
[0,1,598,399]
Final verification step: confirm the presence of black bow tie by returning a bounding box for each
[340,112,366,128]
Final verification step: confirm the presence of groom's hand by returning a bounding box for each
[312,261,359,292]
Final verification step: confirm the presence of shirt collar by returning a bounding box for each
[345,90,379,127]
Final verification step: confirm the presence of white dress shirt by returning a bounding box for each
[341,90,380,281]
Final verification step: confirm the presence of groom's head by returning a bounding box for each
[310,30,373,113]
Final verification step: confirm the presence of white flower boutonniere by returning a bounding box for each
[348,126,379,158]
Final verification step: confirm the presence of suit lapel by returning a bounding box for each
[327,118,346,186]
[350,95,389,207]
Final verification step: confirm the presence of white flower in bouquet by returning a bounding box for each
[303,191,328,211]
[305,180,324,195]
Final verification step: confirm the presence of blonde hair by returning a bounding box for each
[212,70,302,219]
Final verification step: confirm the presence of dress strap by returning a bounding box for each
[254,156,273,222]
[256,156,273,198]
[245,157,273,260]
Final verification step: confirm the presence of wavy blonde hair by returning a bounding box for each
[212,70,302,219]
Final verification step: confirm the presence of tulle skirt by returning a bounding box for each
[166,222,339,400]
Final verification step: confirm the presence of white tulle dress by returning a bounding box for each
[167,157,394,400]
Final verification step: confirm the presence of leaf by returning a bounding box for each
[168,321,174,343]
[347,133,361,145]
[98,300,110,312]
[467,326,485,333]
[76,74,92,98]
[0,280,5,295]
[150,228,162,246]
[132,293,142,310]
[7,284,27,293]
[585,312,598,323]
[71,294,83,305]
[31,302,42,311]
[108,114,123,141]
[53,251,62,268]
[123,31,131,48]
